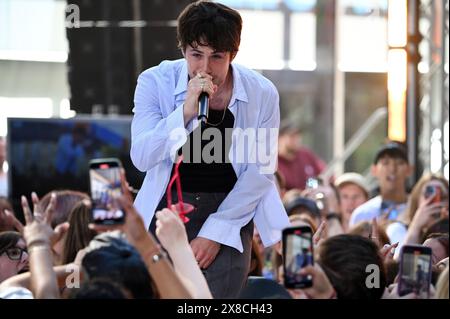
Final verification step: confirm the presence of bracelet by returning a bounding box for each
[326,213,341,222]
[142,245,167,264]
[27,239,51,249]
[28,244,50,254]
[151,251,168,264]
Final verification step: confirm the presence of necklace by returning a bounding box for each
[207,72,232,127]
[206,107,227,127]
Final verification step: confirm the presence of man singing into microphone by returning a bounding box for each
[131,0,289,298]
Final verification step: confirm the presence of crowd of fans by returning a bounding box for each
[0,137,448,299]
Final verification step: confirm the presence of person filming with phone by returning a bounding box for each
[394,174,449,252]
[130,1,289,298]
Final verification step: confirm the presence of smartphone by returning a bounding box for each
[398,245,432,298]
[89,158,125,225]
[305,177,325,210]
[282,226,314,289]
[424,185,442,204]
[306,177,320,189]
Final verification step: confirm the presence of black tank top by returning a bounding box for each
[171,108,237,193]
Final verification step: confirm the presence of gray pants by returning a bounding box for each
[149,191,253,299]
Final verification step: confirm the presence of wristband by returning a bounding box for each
[151,251,168,264]
[142,245,167,264]
[28,244,50,254]
[27,239,51,249]
[326,213,341,222]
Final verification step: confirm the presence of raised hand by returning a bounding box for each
[410,196,447,233]
[20,192,61,298]
[302,185,340,216]
[155,207,189,253]
[298,264,336,299]
[22,193,56,246]
[313,220,326,247]
[380,242,399,261]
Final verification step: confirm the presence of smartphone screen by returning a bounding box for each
[306,177,320,189]
[282,226,314,289]
[398,245,432,298]
[89,158,125,225]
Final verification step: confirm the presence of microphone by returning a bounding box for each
[198,92,209,123]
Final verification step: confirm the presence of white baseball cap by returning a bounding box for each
[334,172,370,198]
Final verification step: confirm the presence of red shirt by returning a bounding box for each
[277,147,326,191]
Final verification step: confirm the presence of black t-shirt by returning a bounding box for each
[172,108,237,193]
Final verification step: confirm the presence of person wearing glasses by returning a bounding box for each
[0,231,29,283]
[131,1,290,298]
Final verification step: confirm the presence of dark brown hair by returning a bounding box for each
[38,190,89,228]
[424,233,449,257]
[0,197,14,232]
[177,0,242,53]
[384,259,399,286]
[424,218,449,242]
[0,231,23,254]
[318,234,386,299]
[61,201,96,265]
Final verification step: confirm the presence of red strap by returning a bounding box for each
[166,155,191,223]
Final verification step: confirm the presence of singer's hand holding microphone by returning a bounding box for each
[183,73,217,125]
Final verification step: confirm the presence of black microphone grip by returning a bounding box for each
[198,92,209,123]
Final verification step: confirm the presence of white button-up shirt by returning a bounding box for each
[131,59,290,252]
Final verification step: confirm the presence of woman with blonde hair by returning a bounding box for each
[435,265,449,299]
[385,174,448,256]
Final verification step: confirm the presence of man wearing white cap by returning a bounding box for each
[335,172,369,232]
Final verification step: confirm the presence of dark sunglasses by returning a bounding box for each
[1,247,28,261]
[166,155,194,223]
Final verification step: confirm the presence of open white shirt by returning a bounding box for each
[131,59,290,252]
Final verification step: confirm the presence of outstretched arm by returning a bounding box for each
[21,193,60,299]
[90,172,193,299]
[155,207,212,298]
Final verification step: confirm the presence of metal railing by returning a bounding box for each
[322,106,388,179]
